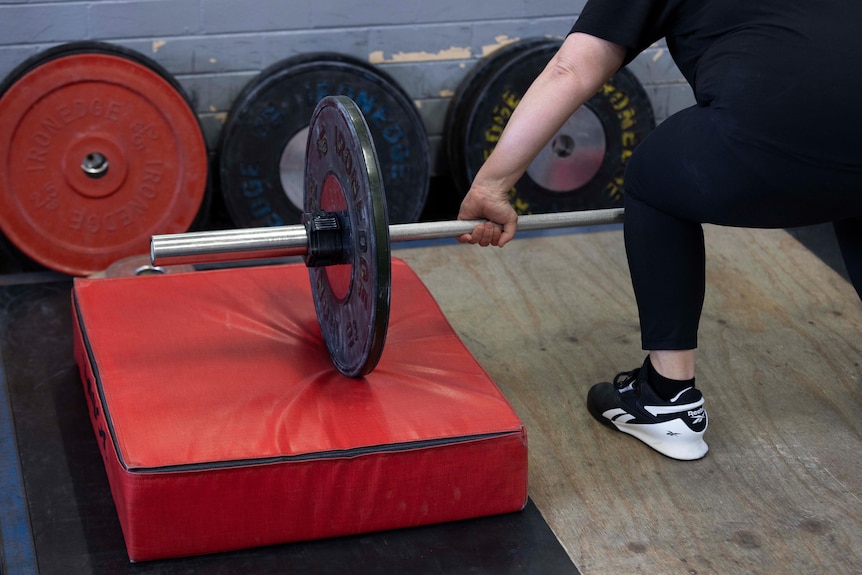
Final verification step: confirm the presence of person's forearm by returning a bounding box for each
[472,33,626,194]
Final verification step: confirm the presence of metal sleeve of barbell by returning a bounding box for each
[151,225,310,266]
[389,207,624,242]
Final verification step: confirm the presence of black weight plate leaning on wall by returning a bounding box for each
[444,38,554,195]
[446,38,655,213]
[218,53,430,228]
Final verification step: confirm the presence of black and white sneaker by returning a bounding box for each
[587,361,708,460]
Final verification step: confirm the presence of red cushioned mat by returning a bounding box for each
[71,258,528,562]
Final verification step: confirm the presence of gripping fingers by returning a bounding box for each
[458,221,503,246]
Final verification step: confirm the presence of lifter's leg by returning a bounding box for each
[623,189,705,356]
[585,105,747,460]
[649,350,696,381]
[623,189,701,381]
[587,104,862,460]
[585,123,709,460]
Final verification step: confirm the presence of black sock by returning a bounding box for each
[646,357,695,401]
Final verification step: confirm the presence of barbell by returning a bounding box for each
[151,96,624,377]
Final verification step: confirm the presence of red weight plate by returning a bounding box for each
[0,51,208,275]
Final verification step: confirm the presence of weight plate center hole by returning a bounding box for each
[82,152,110,179]
[551,135,575,159]
[526,107,606,193]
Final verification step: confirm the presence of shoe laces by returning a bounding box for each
[613,367,641,393]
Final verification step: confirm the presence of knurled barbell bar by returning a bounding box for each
[151,96,624,377]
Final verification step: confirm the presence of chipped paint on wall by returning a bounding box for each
[368,46,471,64]
[481,35,521,57]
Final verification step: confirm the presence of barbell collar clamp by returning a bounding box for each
[303,211,347,268]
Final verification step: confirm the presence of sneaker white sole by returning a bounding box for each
[608,415,708,461]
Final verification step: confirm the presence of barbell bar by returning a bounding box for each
[150,96,624,377]
[151,209,624,267]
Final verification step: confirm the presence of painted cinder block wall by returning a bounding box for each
[0,0,695,176]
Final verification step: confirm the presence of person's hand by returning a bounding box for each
[456,183,519,247]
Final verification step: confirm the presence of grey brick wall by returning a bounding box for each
[0,0,694,176]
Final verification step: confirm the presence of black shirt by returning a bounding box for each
[571,0,862,169]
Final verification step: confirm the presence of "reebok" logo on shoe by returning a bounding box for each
[687,407,706,424]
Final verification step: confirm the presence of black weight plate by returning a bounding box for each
[446,38,655,213]
[305,96,391,378]
[219,53,429,228]
[444,38,555,195]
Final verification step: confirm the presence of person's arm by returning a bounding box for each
[457,32,626,247]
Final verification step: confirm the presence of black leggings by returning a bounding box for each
[623,105,862,350]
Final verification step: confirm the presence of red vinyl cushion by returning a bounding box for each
[72,258,528,561]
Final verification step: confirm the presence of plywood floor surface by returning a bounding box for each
[395,225,862,575]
